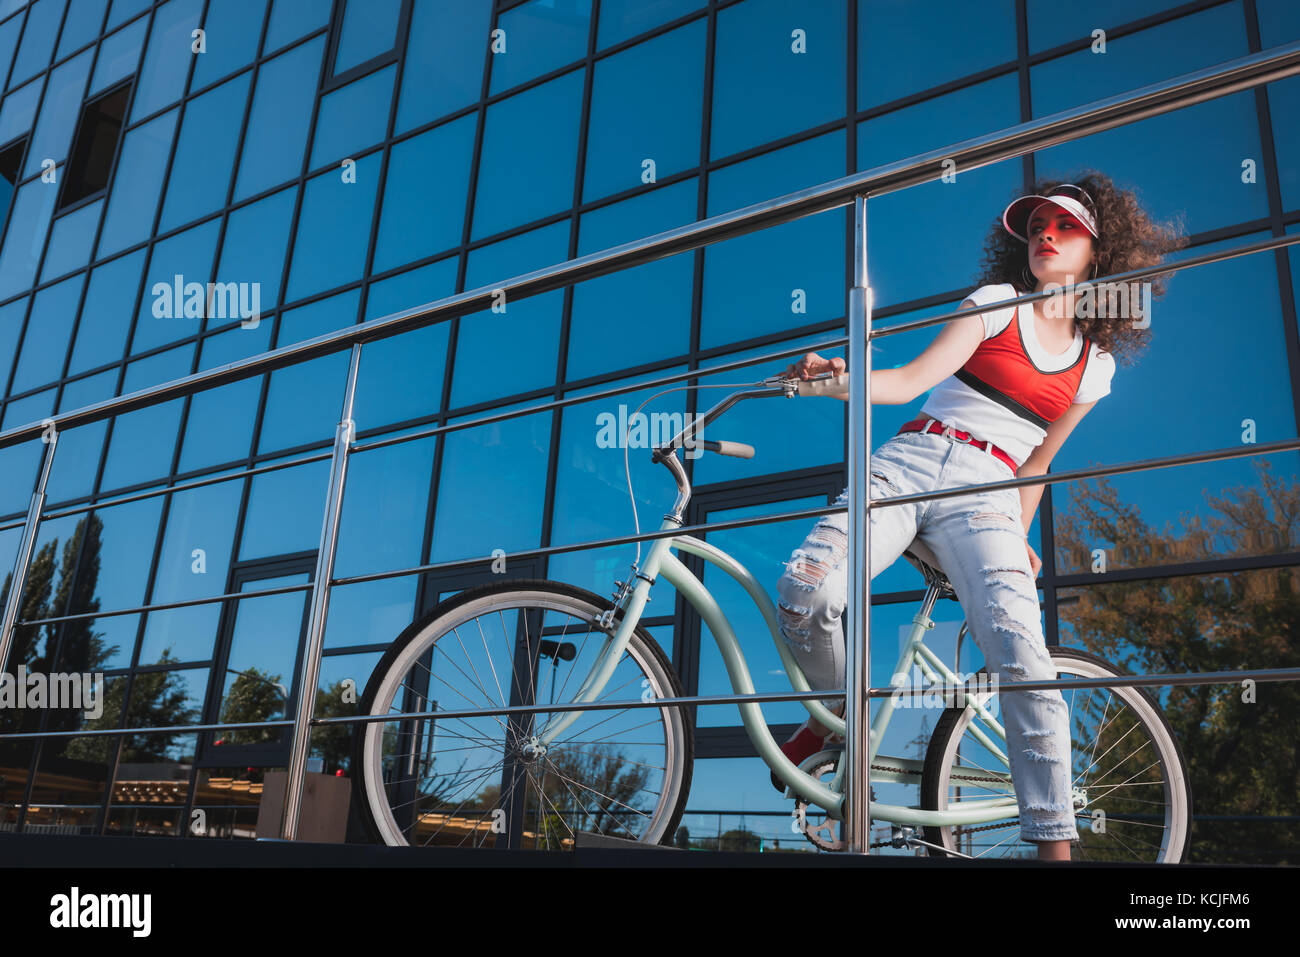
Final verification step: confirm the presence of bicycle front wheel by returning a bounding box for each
[919,647,1191,862]
[354,579,693,850]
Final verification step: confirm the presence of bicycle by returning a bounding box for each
[350,372,1192,861]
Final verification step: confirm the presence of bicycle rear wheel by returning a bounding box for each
[354,579,692,850]
[919,647,1191,862]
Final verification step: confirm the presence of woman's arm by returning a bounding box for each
[1016,399,1099,534]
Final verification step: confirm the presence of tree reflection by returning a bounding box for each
[1055,460,1300,863]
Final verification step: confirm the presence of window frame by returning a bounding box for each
[320,0,413,92]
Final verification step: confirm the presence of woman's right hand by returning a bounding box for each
[783,352,846,380]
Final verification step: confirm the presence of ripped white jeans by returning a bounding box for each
[775,425,1080,843]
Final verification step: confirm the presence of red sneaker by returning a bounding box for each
[770,725,827,793]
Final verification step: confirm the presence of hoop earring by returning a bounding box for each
[1019,264,1036,291]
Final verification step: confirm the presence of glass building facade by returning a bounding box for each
[0,0,1296,859]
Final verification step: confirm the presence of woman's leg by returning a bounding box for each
[915,448,1080,854]
[775,437,937,714]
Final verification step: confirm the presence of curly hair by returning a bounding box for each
[972,169,1187,366]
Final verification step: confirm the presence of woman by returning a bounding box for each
[773,171,1184,860]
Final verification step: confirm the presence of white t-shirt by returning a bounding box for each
[917,282,1115,466]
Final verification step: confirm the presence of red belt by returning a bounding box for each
[896,417,1019,476]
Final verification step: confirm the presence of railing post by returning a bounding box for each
[0,429,59,675]
[844,194,873,853]
[280,344,362,840]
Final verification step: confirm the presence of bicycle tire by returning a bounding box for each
[352,578,693,850]
[919,647,1192,862]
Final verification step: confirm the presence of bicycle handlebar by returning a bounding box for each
[795,372,849,397]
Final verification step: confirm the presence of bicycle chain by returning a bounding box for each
[870,763,1008,786]
[863,763,1018,849]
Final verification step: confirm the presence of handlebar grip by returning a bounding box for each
[800,372,849,397]
[701,440,755,459]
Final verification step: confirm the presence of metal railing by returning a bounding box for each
[3,40,1300,852]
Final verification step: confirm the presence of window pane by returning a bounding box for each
[323,576,413,650]
[1258,0,1300,45]
[582,19,703,203]
[372,113,475,273]
[856,75,1021,309]
[96,107,178,258]
[150,479,243,605]
[1034,92,1264,237]
[46,368,114,503]
[140,602,218,664]
[40,198,102,283]
[0,175,57,298]
[88,17,147,97]
[451,219,568,408]
[130,0,204,122]
[159,73,251,232]
[177,320,272,473]
[257,355,350,454]
[10,0,67,86]
[310,62,395,169]
[710,0,845,159]
[23,49,92,178]
[131,216,221,354]
[263,0,331,54]
[702,130,844,349]
[489,0,590,95]
[428,402,552,565]
[67,248,144,376]
[0,439,41,520]
[548,370,689,605]
[190,0,268,89]
[334,0,401,74]
[0,294,24,393]
[215,184,296,312]
[0,75,43,144]
[99,344,193,491]
[62,496,163,627]
[0,437,41,515]
[394,0,490,134]
[283,152,380,303]
[1028,0,1193,52]
[568,178,695,378]
[239,459,329,559]
[57,0,109,58]
[335,436,436,578]
[1053,232,1297,568]
[357,261,456,431]
[0,14,22,89]
[1031,5,1248,119]
[597,0,703,49]
[233,35,325,201]
[215,574,309,745]
[690,334,845,487]
[1,383,54,428]
[108,0,151,30]
[256,291,358,454]
[471,69,583,240]
[11,272,82,392]
[860,0,1015,109]
[1266,74,1300,212]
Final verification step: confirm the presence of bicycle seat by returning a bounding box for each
[902,536,959,601]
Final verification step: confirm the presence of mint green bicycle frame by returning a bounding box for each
[536,511,1019,830]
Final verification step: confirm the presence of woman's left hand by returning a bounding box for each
[1025,540,1042,577]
